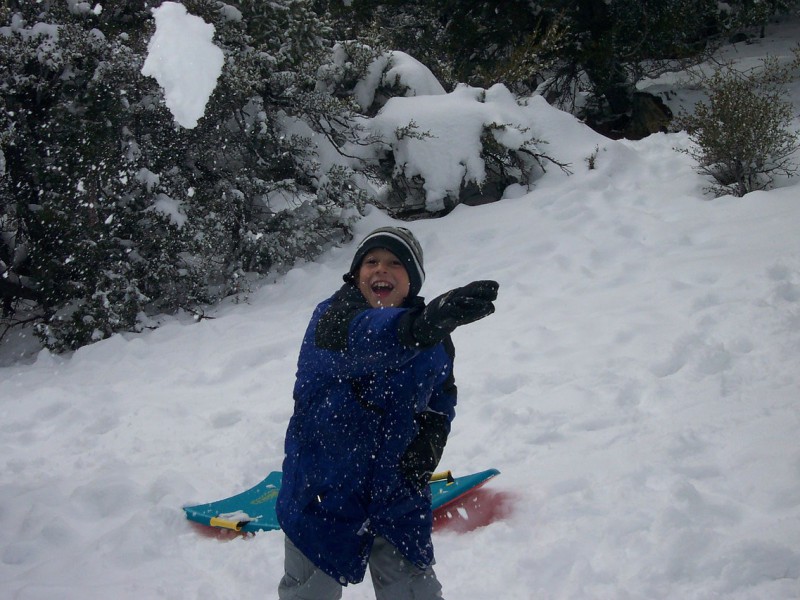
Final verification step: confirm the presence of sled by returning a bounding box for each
[184,468,500,535]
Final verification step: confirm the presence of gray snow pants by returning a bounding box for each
[277,535,444,600]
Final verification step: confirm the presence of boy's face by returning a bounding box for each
[357,248,411,308]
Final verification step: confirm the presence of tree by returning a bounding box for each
[323,0,800,139]
[529,0,723,136]
[0,0,368,350]
[676,50,800,197]
[723,0,800,38]
[321,0,556,93]
[321,1,717,137]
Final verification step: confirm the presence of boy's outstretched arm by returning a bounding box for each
[399,280,499,348]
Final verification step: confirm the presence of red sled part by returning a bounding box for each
[433,486,515,533]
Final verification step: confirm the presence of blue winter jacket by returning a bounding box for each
[276,283,457,585]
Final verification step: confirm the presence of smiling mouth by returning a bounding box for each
[371,281,394,295]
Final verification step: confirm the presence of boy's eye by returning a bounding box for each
[362,255,402,268]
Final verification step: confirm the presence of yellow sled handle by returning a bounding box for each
[429,470,455,485]
[209,517,249,531]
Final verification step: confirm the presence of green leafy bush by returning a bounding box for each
[0,1,367,351]
[676,49,800,197]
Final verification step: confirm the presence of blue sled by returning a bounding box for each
[184,468,500,534]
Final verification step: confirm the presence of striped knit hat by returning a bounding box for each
[348,227,425,298]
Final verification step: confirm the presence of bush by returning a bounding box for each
[676,49,800,197]
[0,1,368,351]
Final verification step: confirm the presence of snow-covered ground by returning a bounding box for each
[1,7,800,600]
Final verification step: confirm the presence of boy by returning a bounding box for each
[277,226,499,599]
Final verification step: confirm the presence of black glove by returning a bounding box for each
[408,280,499,347]
[401,411,450,491]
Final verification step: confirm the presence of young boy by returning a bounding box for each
[276,226,499,599]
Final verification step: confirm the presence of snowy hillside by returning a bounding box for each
[1,10,800,600]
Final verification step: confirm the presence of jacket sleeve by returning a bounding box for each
[400,410,450,490]
[426,335,457,422]
[399,334,458,489]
